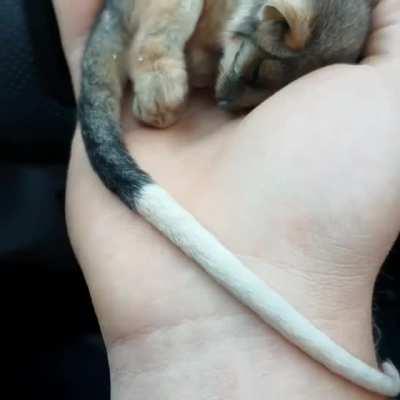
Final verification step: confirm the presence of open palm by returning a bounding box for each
[53,1,400,398]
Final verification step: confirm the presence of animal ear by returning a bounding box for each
[260,1,314,51]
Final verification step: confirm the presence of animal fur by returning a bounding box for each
[79,0,400,396]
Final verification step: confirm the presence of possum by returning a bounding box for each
[79,0,400,396]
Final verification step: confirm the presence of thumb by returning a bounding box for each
[364,0,400,64]
[52,0,103,92]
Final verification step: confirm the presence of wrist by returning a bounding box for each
[108,308,381,400]
[105,247,382,400]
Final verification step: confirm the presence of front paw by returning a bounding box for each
[133,66,188,128]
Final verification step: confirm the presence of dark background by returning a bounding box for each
[0,0,398,399]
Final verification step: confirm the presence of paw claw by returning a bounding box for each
[133,68,188,128]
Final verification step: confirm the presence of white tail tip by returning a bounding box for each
[382,361,400,396]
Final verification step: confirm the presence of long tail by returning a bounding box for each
[79,3,400,397]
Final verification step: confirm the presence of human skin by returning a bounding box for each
[53,0,400,398]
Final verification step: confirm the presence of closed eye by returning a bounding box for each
[231,30,251,40]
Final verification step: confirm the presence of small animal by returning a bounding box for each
[79,0,400,396]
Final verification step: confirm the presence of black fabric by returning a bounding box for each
[0,0,109,399]
[0,0,398,399]
[375,243,400,370]
[0,0,75,163]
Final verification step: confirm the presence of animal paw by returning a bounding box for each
[133,65,188,128]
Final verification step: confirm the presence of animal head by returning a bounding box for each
[216,0,374,110]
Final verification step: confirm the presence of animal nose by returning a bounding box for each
[216,77,245,110]
[217,99,233,110]
[216,86,240,110]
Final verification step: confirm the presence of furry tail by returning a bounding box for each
[79,2,152,210]
[79,4,400,398]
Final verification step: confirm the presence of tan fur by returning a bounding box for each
[125,0,258,126]
[265,0,314,50]
[116,0,371,127]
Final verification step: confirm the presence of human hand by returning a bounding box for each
[54,0,400,398]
